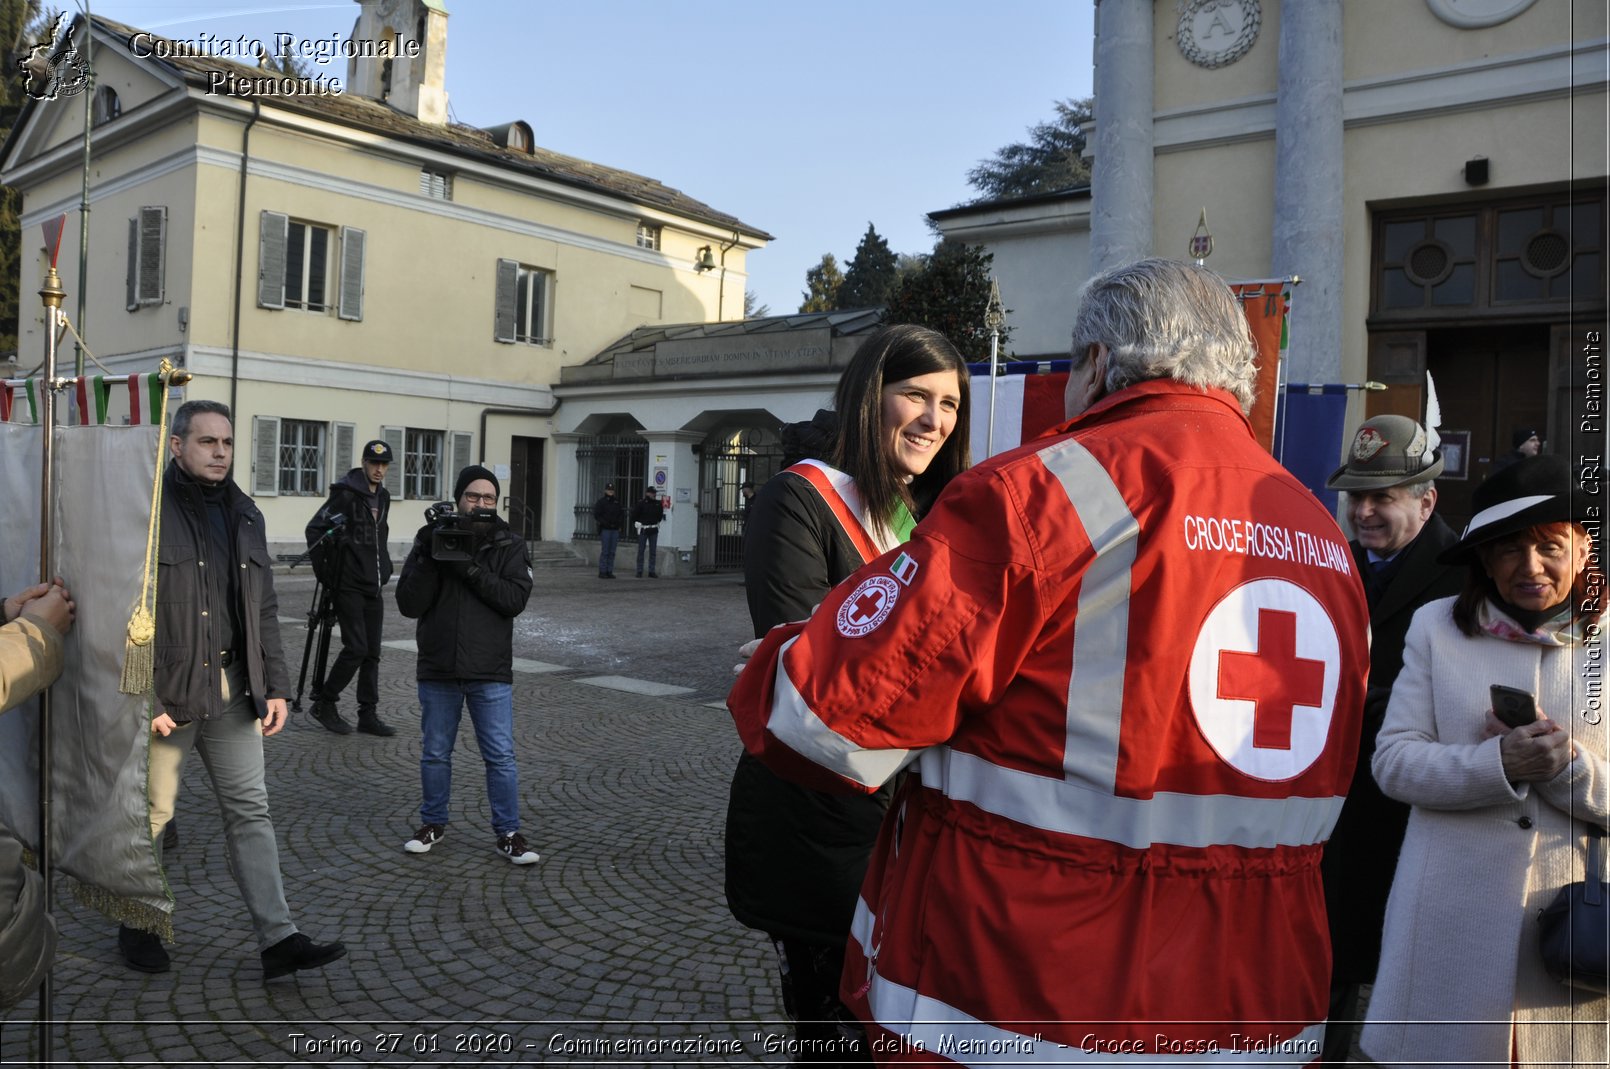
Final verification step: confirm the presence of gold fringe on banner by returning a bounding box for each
[119,362,175,696]
[20,847,173,941]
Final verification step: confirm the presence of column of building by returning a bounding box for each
[639,431,703,575]
[1088,0,1155,274]
[1271,0,1345,385]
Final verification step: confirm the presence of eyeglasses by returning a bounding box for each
[461,493,498,506]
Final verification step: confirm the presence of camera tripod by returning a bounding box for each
[291,518,346,714]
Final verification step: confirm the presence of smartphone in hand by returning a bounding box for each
[1490,684,1539,729]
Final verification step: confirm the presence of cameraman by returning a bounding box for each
[394,466,539,864]
[305,439,394,736]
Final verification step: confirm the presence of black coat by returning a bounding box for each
[1321,513,1464,982]
[154,463,287,724]
[630,496,664,527]
[305,469,391,591]
[592,494,624,530]
[394,517,532,683]
[725,467,895,944]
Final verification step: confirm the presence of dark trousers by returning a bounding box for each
[598,529,620,576]
[636,527,658,575]
[1320,981,1361,1066]
[773,936,871,1065]
[320,586,382,707]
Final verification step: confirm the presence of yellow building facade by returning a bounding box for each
[2,4,768,547]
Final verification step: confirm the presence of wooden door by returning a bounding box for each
[1425,325,1550,528]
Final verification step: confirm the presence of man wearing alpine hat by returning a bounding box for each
[1317,414,1465,1064]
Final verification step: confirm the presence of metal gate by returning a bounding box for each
[572,434,648,539]
[696,427,784,573]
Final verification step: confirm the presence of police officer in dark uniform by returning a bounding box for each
[306,439,394,736]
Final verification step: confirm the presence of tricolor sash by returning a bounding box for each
[785,460,902,565]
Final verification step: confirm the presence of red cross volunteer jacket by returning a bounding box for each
[728,379,1371,1066]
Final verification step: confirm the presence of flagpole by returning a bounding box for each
[984,278,1004,459]
[75,0,94,378]
[35,250,66,1067]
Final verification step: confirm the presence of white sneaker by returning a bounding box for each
[404,824,445,853]
[496,832,540,865]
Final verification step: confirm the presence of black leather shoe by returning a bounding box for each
[119,924,170,973]
[311,700,353,735]
[261,932,347,980]
[356,706,396,737]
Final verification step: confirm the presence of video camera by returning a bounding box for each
[423,501,496,562]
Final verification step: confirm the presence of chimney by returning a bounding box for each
[348,0,449,125]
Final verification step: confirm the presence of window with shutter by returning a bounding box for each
[126,218,139,311]
[332,422,356,482]
[404,428,444,500]
[494,258,518,343]
[277,419,327,495]
[258,211,288,309]
[252,416,280,497]
[338,227,365,321]
[381,425,405,499]
[419,169,453,200]
[450,431,473,493]
[137,206,165,306]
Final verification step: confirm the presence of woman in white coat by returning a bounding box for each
[1362,455,1607,1067]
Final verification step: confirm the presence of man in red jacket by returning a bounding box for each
[730,258,1371,1064]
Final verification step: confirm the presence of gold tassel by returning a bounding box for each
[118,363,173,696]
[118,607,155,695]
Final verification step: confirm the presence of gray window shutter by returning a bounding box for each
[381,425,405,499]
[450,431,473,495]
[493,258,518,343]
[137,206,165,306]
[125,217,139,311]
[338,226,365,321]
[252,415,280,497]
[332,421,355,482]
[257,210,287,309]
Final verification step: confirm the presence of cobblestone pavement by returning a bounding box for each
[2,556,799,1066]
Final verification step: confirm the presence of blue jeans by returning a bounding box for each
[598,529,620,575]
[418,680,521,836]
[636,527,658,575]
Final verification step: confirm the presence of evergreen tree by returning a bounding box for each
[882,240,1011,361]
[837,222,898,309]
[798,252,843,313]
[743,289,770,319]
[966,97,1093,202]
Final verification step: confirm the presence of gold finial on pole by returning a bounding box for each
[159,356,192,388]
[39,264,65,310]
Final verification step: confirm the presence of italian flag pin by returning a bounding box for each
[889,551,918,585]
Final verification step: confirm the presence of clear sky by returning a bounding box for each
[96,1,1095,317]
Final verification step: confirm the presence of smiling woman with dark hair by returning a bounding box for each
[1363,455,1607,1068]
[724,322,969,1063]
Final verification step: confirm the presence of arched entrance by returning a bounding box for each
[696,425,784,573]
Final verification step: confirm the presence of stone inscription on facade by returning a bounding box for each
[644,335,833,378]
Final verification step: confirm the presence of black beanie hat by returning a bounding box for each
[454,464,500,503]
